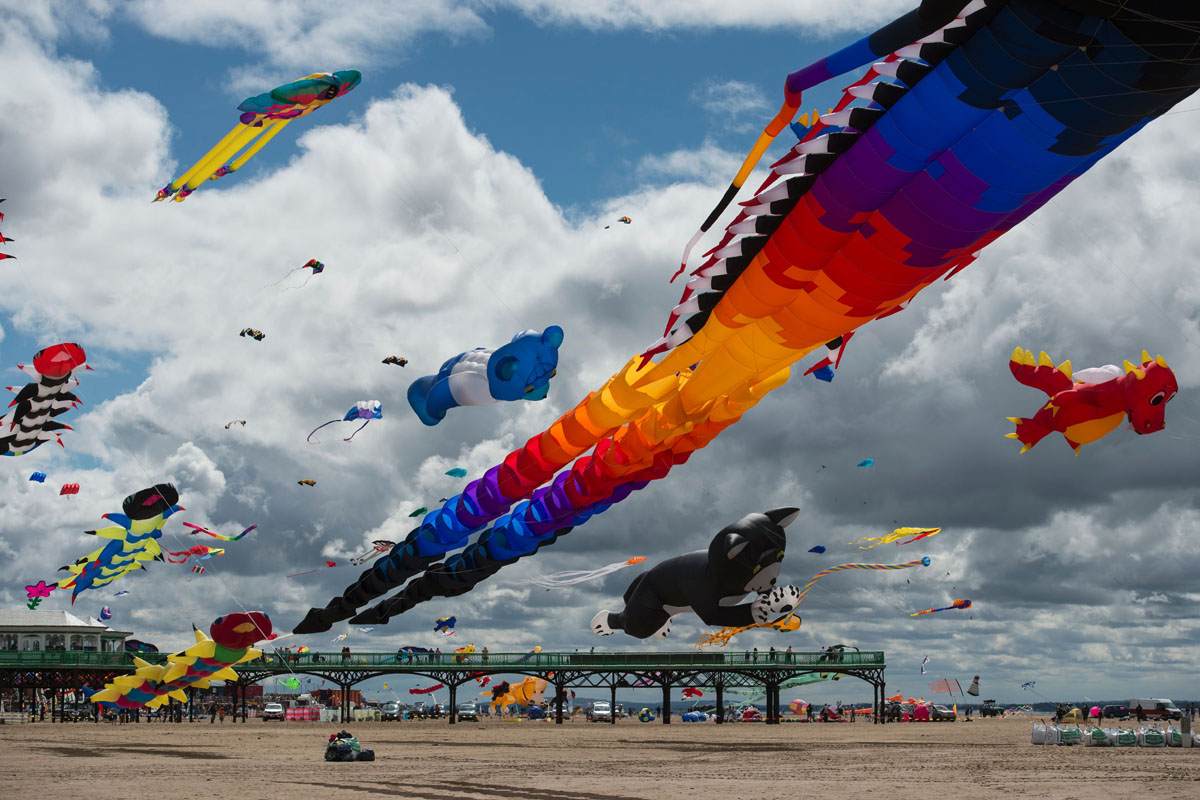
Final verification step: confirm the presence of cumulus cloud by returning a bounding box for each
[2,16,1199,702]
[690,78,771,127]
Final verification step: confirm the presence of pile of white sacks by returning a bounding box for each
[1032,723,1200,747]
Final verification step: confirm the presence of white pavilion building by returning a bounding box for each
[0,608,132,653]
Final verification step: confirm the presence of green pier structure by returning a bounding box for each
[0,649,887,724]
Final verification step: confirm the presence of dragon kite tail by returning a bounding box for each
[1008,347,1073,397]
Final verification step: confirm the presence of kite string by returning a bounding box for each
[693,558,931,649]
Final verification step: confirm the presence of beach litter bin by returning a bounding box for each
[1138,727,1165,747]
[1058,726,1082,745]
[1083,727,1111,747]
[1032,724,1059,745]
[1167,727,1183,747]
[1110,728,1137,747]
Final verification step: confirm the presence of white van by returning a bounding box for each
[1128,698,1182,720]
[588,701,612,722]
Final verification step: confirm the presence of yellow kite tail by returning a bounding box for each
[225,119,291,173]
[177,123,263,193]
[168,122,249,192]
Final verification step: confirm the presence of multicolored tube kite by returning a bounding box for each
[154,71,360,203]
[295,0,1200,634]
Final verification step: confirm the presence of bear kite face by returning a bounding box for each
[487,326,564,402]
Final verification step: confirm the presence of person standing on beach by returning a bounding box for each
[1136,704,1144,723]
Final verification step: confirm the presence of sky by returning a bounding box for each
[2,0,1199,709]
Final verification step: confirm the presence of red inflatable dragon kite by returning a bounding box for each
[1006,349,1177,455]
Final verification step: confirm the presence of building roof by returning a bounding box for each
[0,608,131,636]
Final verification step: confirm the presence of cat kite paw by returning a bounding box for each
[753,585,802,624]
[590,610,615,636]
[652,618,672,640]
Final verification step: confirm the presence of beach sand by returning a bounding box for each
[5,716,1200,798]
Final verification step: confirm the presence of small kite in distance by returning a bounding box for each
[444,468,467,478]
[97,606,112,622]
[268,258,324,290]
[297,479,316,487]
[808,545,826,554]
[408,506,427,518]
[291,561,340,578]
[849,527,941,551]
[604,216,632,228]
[239,328,266,341]
[382,356,408,367]
[307,400,381,443]
[350,540,395,566]
[518,557,647,590]
[856,459,874,467]
[433,616,456,635]
[910,599,971,617]
[29,472,46,483]
[182,522,257,542]
[225,420,246,429]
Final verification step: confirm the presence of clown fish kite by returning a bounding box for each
[154,71,361,203]
[166,545,225,564]
[307,401,381,443]
[2,343,89,457]
[407,327,563,426]
[295,0,1200,635]
[1006,349,1176,454]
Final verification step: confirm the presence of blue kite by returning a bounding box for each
[407,327,563,426]
[29,472,46,483]
[307,401,382,443]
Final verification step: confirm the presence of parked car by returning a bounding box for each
[381,701,400,721]
[930,704,957,722]
[1101,704,1129,720]
[262,702,285,721]
[978,699,1003,718]
[457,702,480,722]
[588,701,613,722]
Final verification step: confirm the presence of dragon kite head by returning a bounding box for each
[121,484,180,520]
[211,611,273,649]
[31,343,87,378]
[1122,351,1177,435]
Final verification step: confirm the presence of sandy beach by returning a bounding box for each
[6,716,1200,799]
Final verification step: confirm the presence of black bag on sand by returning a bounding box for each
[356,749,375,761]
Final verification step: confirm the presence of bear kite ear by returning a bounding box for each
[542,326,564,348]
[725,533,748,560]
[494,355,519,381]
[764,508,800,529]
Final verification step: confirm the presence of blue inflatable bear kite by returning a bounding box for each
[407,327,564,426]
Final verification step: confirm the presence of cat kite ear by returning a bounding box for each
[724,533,748,560]
[764,508,800,528]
